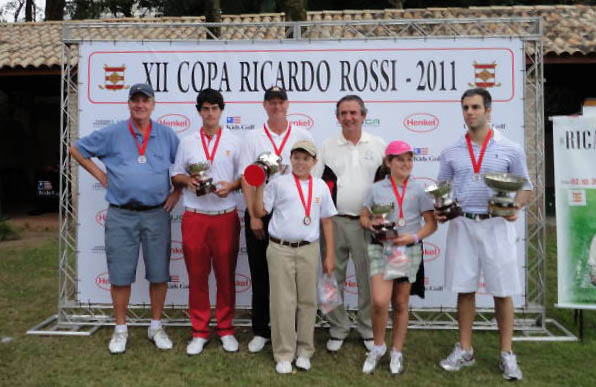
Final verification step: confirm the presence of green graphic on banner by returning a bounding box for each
[567,188,596,303]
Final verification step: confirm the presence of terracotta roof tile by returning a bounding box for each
[1,5,594,70]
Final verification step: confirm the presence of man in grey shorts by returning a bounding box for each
[70,83,180,354]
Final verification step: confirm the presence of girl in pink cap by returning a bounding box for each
[359,140,437,375]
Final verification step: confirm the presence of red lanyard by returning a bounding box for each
[128,120,152,157]
[293,173,313,224]
[263,124,292,156]
[465,129,492,174]
[200,127,222,164]
[389,176,408,225]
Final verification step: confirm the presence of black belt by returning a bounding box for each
[270,236,311,248]
[110,203,163,212]
[337,214,359,220]
[462,212,492,221]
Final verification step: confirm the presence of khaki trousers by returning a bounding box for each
[323,216,373,340]
[266,240,319,362]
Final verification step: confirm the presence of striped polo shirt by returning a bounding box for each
[437,129,532,214]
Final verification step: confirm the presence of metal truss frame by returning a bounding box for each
[29,16,572,340]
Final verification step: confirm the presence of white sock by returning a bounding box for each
[150,319,162,330]
[391,348,402,356]
[114,324,127,333]
[373,343,386,354]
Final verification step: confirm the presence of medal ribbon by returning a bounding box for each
[263,124,292,156]
[293,173,313,221]
[465,129,492,174]
[128,120,152,157]
[389,176,408,225]
[200,127,222,164]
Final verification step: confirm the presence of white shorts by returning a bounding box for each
[444,216,522,297]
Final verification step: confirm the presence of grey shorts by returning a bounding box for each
[105,205,171,286]
[367,242,422,281]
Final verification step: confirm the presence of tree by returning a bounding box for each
[45,0,66,20]
[280,0,306,21]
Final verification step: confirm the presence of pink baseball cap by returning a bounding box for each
[385,140,413,156]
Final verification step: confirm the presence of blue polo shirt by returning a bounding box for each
[437,130,532,213]
[76,119,179,206]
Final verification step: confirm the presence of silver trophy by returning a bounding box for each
[370,203,398,242]
[483,173,526,217]
[187,162,217,196]
[244,152,288,186]
[425,181,462,220]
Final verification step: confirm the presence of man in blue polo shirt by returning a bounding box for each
[70,83,180,354]
[436,88,532,381]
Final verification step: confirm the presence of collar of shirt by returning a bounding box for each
[381,175,412,187]
[263,121,290,138]
[337,131,371,146]
[130,119,158,138]
[456,128,504,147]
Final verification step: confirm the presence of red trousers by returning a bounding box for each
[181,210,240,338]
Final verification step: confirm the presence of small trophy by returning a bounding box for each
[243,152,288,186]
[425,181,462,220]
[370,203,398,242]
[483,173,526,217]
[187,162,217,196]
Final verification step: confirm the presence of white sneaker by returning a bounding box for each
[220,335,239,352]
[326,338,344,352]
[108,331,127,354]
[295,356,311,371]
[275,361,293,374]
[248,336,269,353]
[439,343,475,372]
[147,327,173,350]
[186,337,208,355]
[390,350,405,375]
[499,351,523,380]
[362,345,386,374]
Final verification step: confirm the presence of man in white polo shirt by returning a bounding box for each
[314,95,386,352]
[239,86,315,352]
[436,88,532,381]
[172,88,242,355]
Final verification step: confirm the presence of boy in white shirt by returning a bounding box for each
[253,140,337,374]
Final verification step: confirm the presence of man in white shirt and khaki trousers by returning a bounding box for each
[315,95,386,352]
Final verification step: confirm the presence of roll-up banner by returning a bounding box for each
[553,114,596,310]
[77,38,525,309]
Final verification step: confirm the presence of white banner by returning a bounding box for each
[553,115,596,310]
[76,38,526,309]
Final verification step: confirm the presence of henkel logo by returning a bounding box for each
[95,272,110,291]
[171,240,184,261]
[403,113,439,133]
[414,177,438,191]
[287,113,314,131]
[235,273,252,293]
[96,209,107,226]
[423,242,441,263]
[344,274,358,295]
[157,114,191,134]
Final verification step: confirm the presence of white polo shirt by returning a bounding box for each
[314,131,386,216]
[264,174,337,242]
[239,123,315,181]
[172,129,241,211]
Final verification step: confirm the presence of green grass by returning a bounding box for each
[1,226,596,386]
